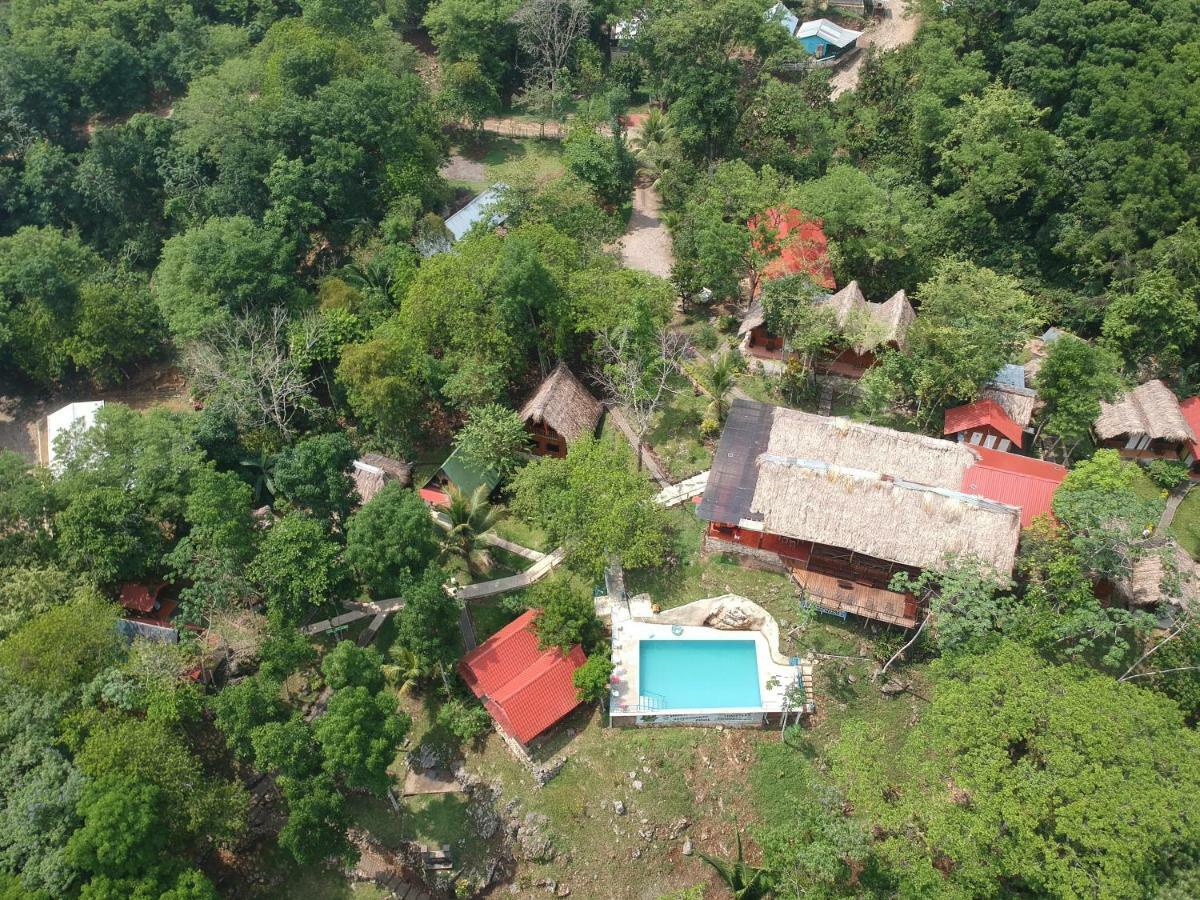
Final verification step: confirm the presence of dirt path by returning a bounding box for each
[615,181,674,279]
[830,2,921,99]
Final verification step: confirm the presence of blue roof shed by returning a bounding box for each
[796,18,862,58]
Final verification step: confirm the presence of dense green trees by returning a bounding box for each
[510,437,670,577]
[345,484,439,598]
[831,643,1200,898]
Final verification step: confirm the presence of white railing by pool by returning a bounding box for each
[635,691,668,712]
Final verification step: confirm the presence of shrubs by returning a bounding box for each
[573,652,613,703]
[1147,459,1190,491]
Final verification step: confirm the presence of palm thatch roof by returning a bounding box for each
[767,406,978,489]
[697,399,1022,575]
[352,454,413,504]
[738,298,767,337]
[1094,380,1196,443]
[871,289,916,348]
[981,385,1036,428]
[1117,539,1199,610]
[751,456,1021,574]
[815,281,916,352]
[820,281,867,324]
[518,363,603,443]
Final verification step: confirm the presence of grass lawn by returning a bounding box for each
[1170,487,1200,558]
[492,514,552,553]
[1127,463,1168,505]
[451,136,566,187]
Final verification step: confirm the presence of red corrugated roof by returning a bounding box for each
[944,398,1025,449]
[118,581,165,614]
[458,609,587,745]
[749,208,836,290]
[961,446,1067,527]
[1180,396,1200,459]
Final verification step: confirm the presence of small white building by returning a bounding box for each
[44,401,104,472]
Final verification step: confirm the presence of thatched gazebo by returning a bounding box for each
[518,363,604,457]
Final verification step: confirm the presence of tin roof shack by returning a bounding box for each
[797,19,862,59]
[518,363,604,458]
[419,447,501,508]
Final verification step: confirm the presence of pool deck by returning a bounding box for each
[604,594,815,725]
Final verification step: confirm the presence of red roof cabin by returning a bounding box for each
[458,609,587,747]
[1179,396,1200,480]
[944,398,1025,454]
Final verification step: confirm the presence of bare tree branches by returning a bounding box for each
[511,0,590,120]
[591,327,689,471]
[185,308,316,438]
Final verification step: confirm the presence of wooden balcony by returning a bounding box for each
[790,569,917,628]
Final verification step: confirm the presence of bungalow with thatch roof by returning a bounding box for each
[351,453,413,505]
[1094,380,1199,466]
[697,398,1024,628]
[518,363,604,458]
[739,281,916,379]
[1113,538,1199,614]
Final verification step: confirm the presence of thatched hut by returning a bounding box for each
[518,363,604,457]
[351,453,413,505]
[697,399,1025,628]
[1094,380,1198,464]
[1116,539,1199,611]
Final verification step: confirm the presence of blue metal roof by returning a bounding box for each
[992,364,1027,390]
[444,184,508,242]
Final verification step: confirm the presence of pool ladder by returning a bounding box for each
[635,691,668,712]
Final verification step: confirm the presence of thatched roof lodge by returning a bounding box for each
[351,453,413,505]
[698,399,1027,627]
[738,282,917,379]
[1094,380,1199,465]
[518,363,604,457]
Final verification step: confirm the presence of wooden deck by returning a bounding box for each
[790,569,917,628]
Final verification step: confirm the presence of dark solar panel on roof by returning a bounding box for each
[696,398,774,525]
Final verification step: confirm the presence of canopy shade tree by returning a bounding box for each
[510,437,671,577]
[830,642,1200,898]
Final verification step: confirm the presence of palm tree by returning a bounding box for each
[630,108,671,153]
[689,350,738,428]
[382,646,425,695]
[697,830,771,900]
[239,448,279,505]
[630,108,677,190]
[438,484,504,576]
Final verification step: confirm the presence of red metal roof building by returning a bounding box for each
[458,609,587,746]
[749,208,836,290]
[961,446,1068,527]
[119,581,163,614]
[1180,397,1200,476]
[944,398,1025,453]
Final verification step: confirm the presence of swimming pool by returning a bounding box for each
[639,639,762,710]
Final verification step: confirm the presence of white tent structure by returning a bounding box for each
[44,401,103,472]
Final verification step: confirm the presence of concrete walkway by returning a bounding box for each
[1159,485,1192,532]
[451,547,567,601]
[655,470,709,507]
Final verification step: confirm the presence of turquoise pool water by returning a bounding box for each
[639,639,761,709]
